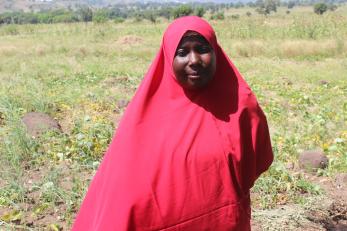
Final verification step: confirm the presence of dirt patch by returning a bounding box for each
[101,76,131,87]
[304,174,347,231]
[251,172,347,231]
[0,160,94,230]
[299,150,329,172]
[117,35,143,45]
[252,204,324,231]
[306,200,347,231]
[22,112,62,137]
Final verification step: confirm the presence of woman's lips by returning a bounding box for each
[187,73,201,79]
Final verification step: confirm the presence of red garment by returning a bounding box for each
[72,16,273,231]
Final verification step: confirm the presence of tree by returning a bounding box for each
[158,7,171,20]
[314,3,328,15]
[78,7,93,22]
[144,11,157,23]
[255,0,279,15]
[328,4,338,11]
[194,7,205,17]
[172,5,193,19]
[287,1,295,9]
[210,11,225,20]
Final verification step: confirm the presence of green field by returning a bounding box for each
[0,5,346,230]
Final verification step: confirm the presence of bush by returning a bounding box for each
[113,17,125,23]
[22,13,39,24]
[93,10,108,23]
[158,8,171,20]
[255,0,279,15]
[328,4,338,11]
[194,7,206,17]
[3,25,19,35]
[210,12,225,20]
[78,7,93,22]
[172,5,193,19]
[287,1,295,9]
[52,13,78,23]
[314,3,328,15]
[231,14,240,20]
[143,11,157,23]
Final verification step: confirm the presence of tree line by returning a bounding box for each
[0,0,345,25]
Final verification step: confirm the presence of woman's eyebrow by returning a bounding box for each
[179,35,210,46]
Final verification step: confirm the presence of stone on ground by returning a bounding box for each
[22,112,62,137]
[299,150,329,172]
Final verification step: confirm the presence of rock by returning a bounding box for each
[335,173,347,189]
[282,77,293,85]
[22,112,62,137]
[319,80,329,85]
[0,111,4,126]
[285,162,295,170]
[299,150,329,172]
[117,99,129,109]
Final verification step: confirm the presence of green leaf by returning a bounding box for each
[1,209,22,222]
[49,223,62,231]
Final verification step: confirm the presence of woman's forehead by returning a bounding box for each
[183,30,201,37]
[178,31,211,47]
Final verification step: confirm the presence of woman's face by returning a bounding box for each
[173,31,216,90]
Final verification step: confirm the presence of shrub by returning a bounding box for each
[113,17,124,23]
[210,11,225,20]
[143,11,157,23]
[328,4,338,11]
[194,7,206,17]
[231,14,240,20]
[172,5,193,19]
[288,1,295,9]
[93,10,108,23]
[255,0,279,15]
[314,3,328,15]
[78,7,93,22]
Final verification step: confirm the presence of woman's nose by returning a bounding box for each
[188,52,200,66]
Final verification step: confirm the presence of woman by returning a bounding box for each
[72,16,273,231]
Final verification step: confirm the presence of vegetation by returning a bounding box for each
[210,11,225,20]
[314,3,328,14]
[255,0,280,15]
[0,0,346,25]
[0,4,346,230]
[172,5,194,19]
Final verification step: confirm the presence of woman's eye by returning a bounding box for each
[197,46,211,54]
[176,49,188,57]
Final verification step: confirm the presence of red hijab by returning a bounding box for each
[72,16,273,231]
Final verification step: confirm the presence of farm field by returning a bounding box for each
[0,5,346,230]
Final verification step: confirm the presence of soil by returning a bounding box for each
[22,112,62,137]
[0,161,93,230]
[251,173,347,231]
[117,35,143,45]
[1,118,346,231]
[2,166,346,230]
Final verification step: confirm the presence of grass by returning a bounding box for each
[0,5,346,230]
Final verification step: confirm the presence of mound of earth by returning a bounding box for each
[22,112,62,137]
[299,150,329,172]
[117,35,143,45]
